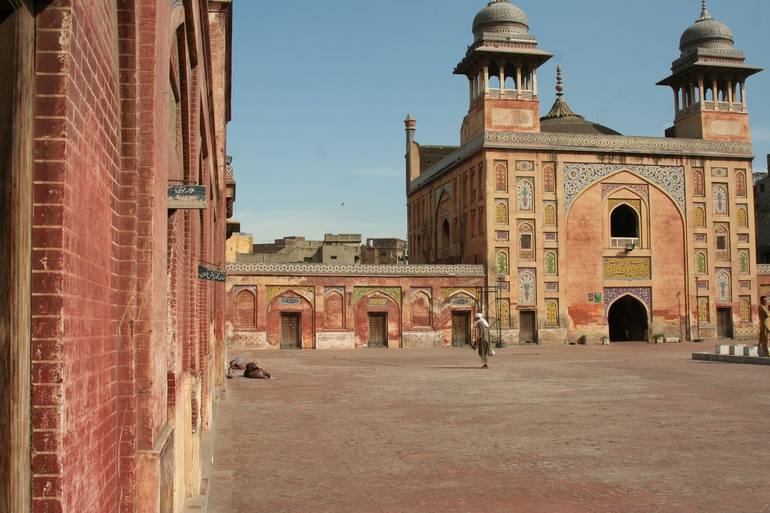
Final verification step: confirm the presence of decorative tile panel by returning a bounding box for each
[697,296,710,322]
[738,250,750,274]
[712,184,729,215]
[739,280,751,290]
[608,198,642,212]
[545,300,559,327]
[440,288,479,300]
[545,282,559,292]
[543,162,556,193]
[495,230,509,241]
[544,202,557,226]
[516,160,535,172]
[740,296,752,322]
[227,263,487,277]
[694,204,706,228]
[563,163,685,213]
[697,281,709,291]
[736,204,748,228]
[715,269,732,302]
[603,257,651,280]
[735,169,747,197]
[601,183,649,203]
[695,233,707,244]
[496,250,509,275]
[266,286,314,303]
[494,161,508,192]
[738,233,749,243]
[516,177,535,212]
[544,232,558,242]
[544,251,558,276]
[353,287,402,305]
[711,167,728,177]
[518,269,536,305]
[604,287,652,318]
[692,168,705,197]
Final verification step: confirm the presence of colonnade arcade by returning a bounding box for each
[673,73,748,115]
[469,60,538,102]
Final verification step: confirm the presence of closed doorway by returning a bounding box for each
[280,313,301,349]
[717,308,733,339]
[452,312,471,347]
[368,313,388,348]
[520,311,537,344]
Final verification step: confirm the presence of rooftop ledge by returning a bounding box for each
[226,263,488,277]
[409,130,754,193]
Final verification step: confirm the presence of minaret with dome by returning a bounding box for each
[454,0,552,144]
[658,0,761,142]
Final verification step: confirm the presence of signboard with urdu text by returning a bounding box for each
[168,185,207,209]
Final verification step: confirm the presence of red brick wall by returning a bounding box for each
[30,1,230,512]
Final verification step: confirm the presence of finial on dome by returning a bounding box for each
[698,0,712,21]
[555,65,564,98]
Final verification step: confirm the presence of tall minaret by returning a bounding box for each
[455,0,552,144]
[658,1,761,142]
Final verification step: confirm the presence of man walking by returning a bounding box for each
[474,312,491,369]
[759,296,770,358]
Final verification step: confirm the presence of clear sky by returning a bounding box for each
[229,0,770,244]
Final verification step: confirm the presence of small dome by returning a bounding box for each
[679,2,734,53]
[472,0,529,41]
[540,65,621,137]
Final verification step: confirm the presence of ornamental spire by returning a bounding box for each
[555,65,564,98]
[698,0,712,21]
[543,65,579,120]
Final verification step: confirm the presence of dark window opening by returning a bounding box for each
[520,233,532,250]
[716,235,727,250]
[611,204,639,238]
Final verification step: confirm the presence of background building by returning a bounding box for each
[226,263,486,349]
[0,2,232,512]
[361,238,408,265]
[754,155,770,263]
[406,0,761,344]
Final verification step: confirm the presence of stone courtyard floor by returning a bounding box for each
[207,343,770,513]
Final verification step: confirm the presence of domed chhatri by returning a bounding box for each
[679,0,734,53]
[472,0,531,42]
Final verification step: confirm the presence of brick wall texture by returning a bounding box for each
[29,1,231,512]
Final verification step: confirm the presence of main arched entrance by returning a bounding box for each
[608,295,649,342]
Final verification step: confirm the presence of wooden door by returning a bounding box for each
[280,313,301,349]
[717,308,733,339]
[368,313,387,348]
[452,312,470,347]
[520,311,537,344]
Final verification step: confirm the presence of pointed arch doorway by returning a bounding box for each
[608,295,649,342]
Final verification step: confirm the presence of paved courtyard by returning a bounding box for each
[208,344,770,513]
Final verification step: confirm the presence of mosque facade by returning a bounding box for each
[406,0,762,344]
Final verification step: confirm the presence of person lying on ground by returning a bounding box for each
[243,362,278,380]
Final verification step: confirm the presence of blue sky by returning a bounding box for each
[229,0,770,243]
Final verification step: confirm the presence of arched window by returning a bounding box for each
[441,219,450,253]
[716,270,731,302]
[235,290,256,329]
[543,164,555,193]
[495,162,507,192]
[610,204,639,238]
[545,300,559,327]
[737,206,748,228]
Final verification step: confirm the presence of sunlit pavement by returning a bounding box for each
[207,343,770,513]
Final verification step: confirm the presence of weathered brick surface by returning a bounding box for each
[29,1,231,512]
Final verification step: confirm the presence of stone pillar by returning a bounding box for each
[674,87,680,113]
[516,65,522,98]
[483,65,489,94]
[698,78,705,105]
[499,65,505,93]
[712,79,719,102]
[532,68,538,96]
[727,78,734,103]
[740,80,746,110]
